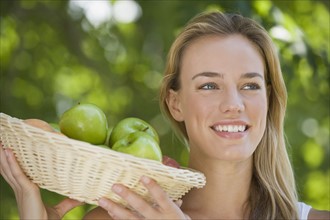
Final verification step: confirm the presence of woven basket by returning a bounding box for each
[0,113,205,206]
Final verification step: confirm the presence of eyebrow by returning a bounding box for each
[192,71,264,80]
[240,72,264,80]
[191,71,224,80]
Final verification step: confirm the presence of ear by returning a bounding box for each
[166,89,184,122]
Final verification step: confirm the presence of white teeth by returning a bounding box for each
[213,125,246,132]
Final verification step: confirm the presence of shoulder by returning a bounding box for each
[83,206,113,220]
[308,208,330,220]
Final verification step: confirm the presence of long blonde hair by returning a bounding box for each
[159,11,298,219]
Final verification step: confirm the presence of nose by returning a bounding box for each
[219,89,245,114]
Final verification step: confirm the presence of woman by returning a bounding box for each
[1,11,328,219]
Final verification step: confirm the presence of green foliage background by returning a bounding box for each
[0,0,329,219]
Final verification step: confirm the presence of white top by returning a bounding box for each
[298,202,312,220]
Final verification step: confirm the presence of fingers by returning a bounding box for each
[0,145,20,191]
[98,198,141,219]
[1,146,37,195]
[1,143,47,219]
[140,176,174,211]
[98,176,182,219]
[110,183,157,217]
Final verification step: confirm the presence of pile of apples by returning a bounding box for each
[25,103,180,168]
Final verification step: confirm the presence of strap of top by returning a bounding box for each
[297,202,312,220]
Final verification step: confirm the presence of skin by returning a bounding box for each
[0,34,329,219]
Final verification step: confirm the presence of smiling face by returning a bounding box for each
[167,34,268,163]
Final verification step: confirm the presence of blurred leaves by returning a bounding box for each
[0,0,329,218]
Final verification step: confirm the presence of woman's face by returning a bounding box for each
[168,34,268,162]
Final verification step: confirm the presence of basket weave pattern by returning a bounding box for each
[0,113,206,206]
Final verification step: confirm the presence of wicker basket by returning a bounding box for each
[0,113,205,206]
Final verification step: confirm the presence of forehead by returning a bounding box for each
[180,34,265,79]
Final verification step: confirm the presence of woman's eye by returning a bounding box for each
[199,82,218,90]
[242,83,261,90]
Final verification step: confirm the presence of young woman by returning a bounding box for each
[1,11,329,219]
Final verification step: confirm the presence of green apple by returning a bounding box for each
[104,127,113,146]
[112,131,162,161]
[59,103,108,145]
[109,117,159,147]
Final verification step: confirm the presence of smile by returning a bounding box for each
[212,125,248,132]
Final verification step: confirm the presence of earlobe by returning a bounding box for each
[166,90,184,122]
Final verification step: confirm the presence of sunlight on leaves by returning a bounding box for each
[23,29,40,50]
[296,2,329,52]
[85,88,112,111]
[14,51,32,71]
[54,66,100,99]
[304,171,329,210]
[107,86,133,115]
[0,17,19,68]
[302,140,324,168]
[12,78,44,107]
[315,117,330,148]
[20,0,37,9]
[301,118,318,138]
[253,0,272,17]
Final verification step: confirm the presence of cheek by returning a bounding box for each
[180,94,214,139]
[181,94,214,121]
[250,96,268,132]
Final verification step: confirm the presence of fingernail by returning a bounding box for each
[98,198,107,207]
[141,176,151,184]
[175,199,183,207]
[112,184,122,194]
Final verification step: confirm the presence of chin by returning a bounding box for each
[211,147,255,163]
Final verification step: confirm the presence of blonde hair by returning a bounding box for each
[159,11,298,219]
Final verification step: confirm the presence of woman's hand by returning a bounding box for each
[0,143,83,219]
[98,176,191,219]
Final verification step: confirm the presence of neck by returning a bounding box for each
[182,154,253,219]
